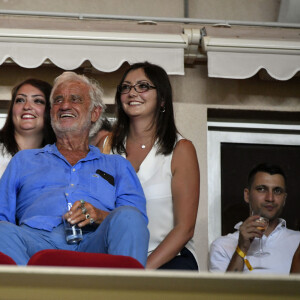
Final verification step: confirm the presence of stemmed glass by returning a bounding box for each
[253,213,270,257]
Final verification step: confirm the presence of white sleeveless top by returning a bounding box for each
[0,143,12,178]
[106,135,197,260]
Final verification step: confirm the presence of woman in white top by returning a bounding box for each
[99,62,200,270]
[0,78,56,177]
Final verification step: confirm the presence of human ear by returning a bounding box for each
[244,188,250,204]
[283,193,287,206]
[91,106,102,123]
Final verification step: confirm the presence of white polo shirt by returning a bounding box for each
[209,219,300,274]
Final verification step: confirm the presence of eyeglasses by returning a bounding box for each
[118,82,156,94]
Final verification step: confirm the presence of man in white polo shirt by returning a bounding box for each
[209,163,300,274]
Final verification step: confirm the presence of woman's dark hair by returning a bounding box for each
[0,78,56,156]
[112,62,178,155]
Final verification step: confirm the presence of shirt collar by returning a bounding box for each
[272,218,286,233]
[37,143,102,161]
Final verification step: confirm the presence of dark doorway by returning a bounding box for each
[221,142,300,235]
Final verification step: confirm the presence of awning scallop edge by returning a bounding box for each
[202,36,300,80]
[0,28,187,75]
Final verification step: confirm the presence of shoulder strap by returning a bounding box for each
[102,133,112,154]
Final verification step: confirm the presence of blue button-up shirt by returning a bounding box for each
[0,144,147,231]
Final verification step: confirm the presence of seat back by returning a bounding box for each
[0,252,17,265]
[27,249,144,269]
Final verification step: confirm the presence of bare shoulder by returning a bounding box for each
[173,138,197,157]
[171,138,199,171]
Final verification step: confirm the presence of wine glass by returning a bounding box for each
[253,215,270,257]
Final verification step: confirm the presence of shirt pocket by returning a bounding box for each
[89,172,116,197]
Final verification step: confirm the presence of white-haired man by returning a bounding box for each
[0,72,149,266]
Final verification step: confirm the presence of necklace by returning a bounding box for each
[139,141,152,149]
[128,138,153,150]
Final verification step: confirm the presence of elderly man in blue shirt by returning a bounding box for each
[0,71,149,266]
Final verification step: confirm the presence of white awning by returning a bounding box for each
[2,15,300,81]
[0,28,187,75]
[202,36,300,80]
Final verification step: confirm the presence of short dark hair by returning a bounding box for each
[0,78,56,156]
[112,62,178,155]
[247,163,287,190]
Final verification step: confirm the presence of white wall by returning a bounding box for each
[0,0,286,23]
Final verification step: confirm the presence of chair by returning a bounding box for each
[0,252,17,265]
[27,249,144,269]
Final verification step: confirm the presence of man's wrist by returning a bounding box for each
[236,245,246,258]
[236,246,253,271]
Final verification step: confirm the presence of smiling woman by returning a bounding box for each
[99,62,200,270]
[0,78,56,177]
